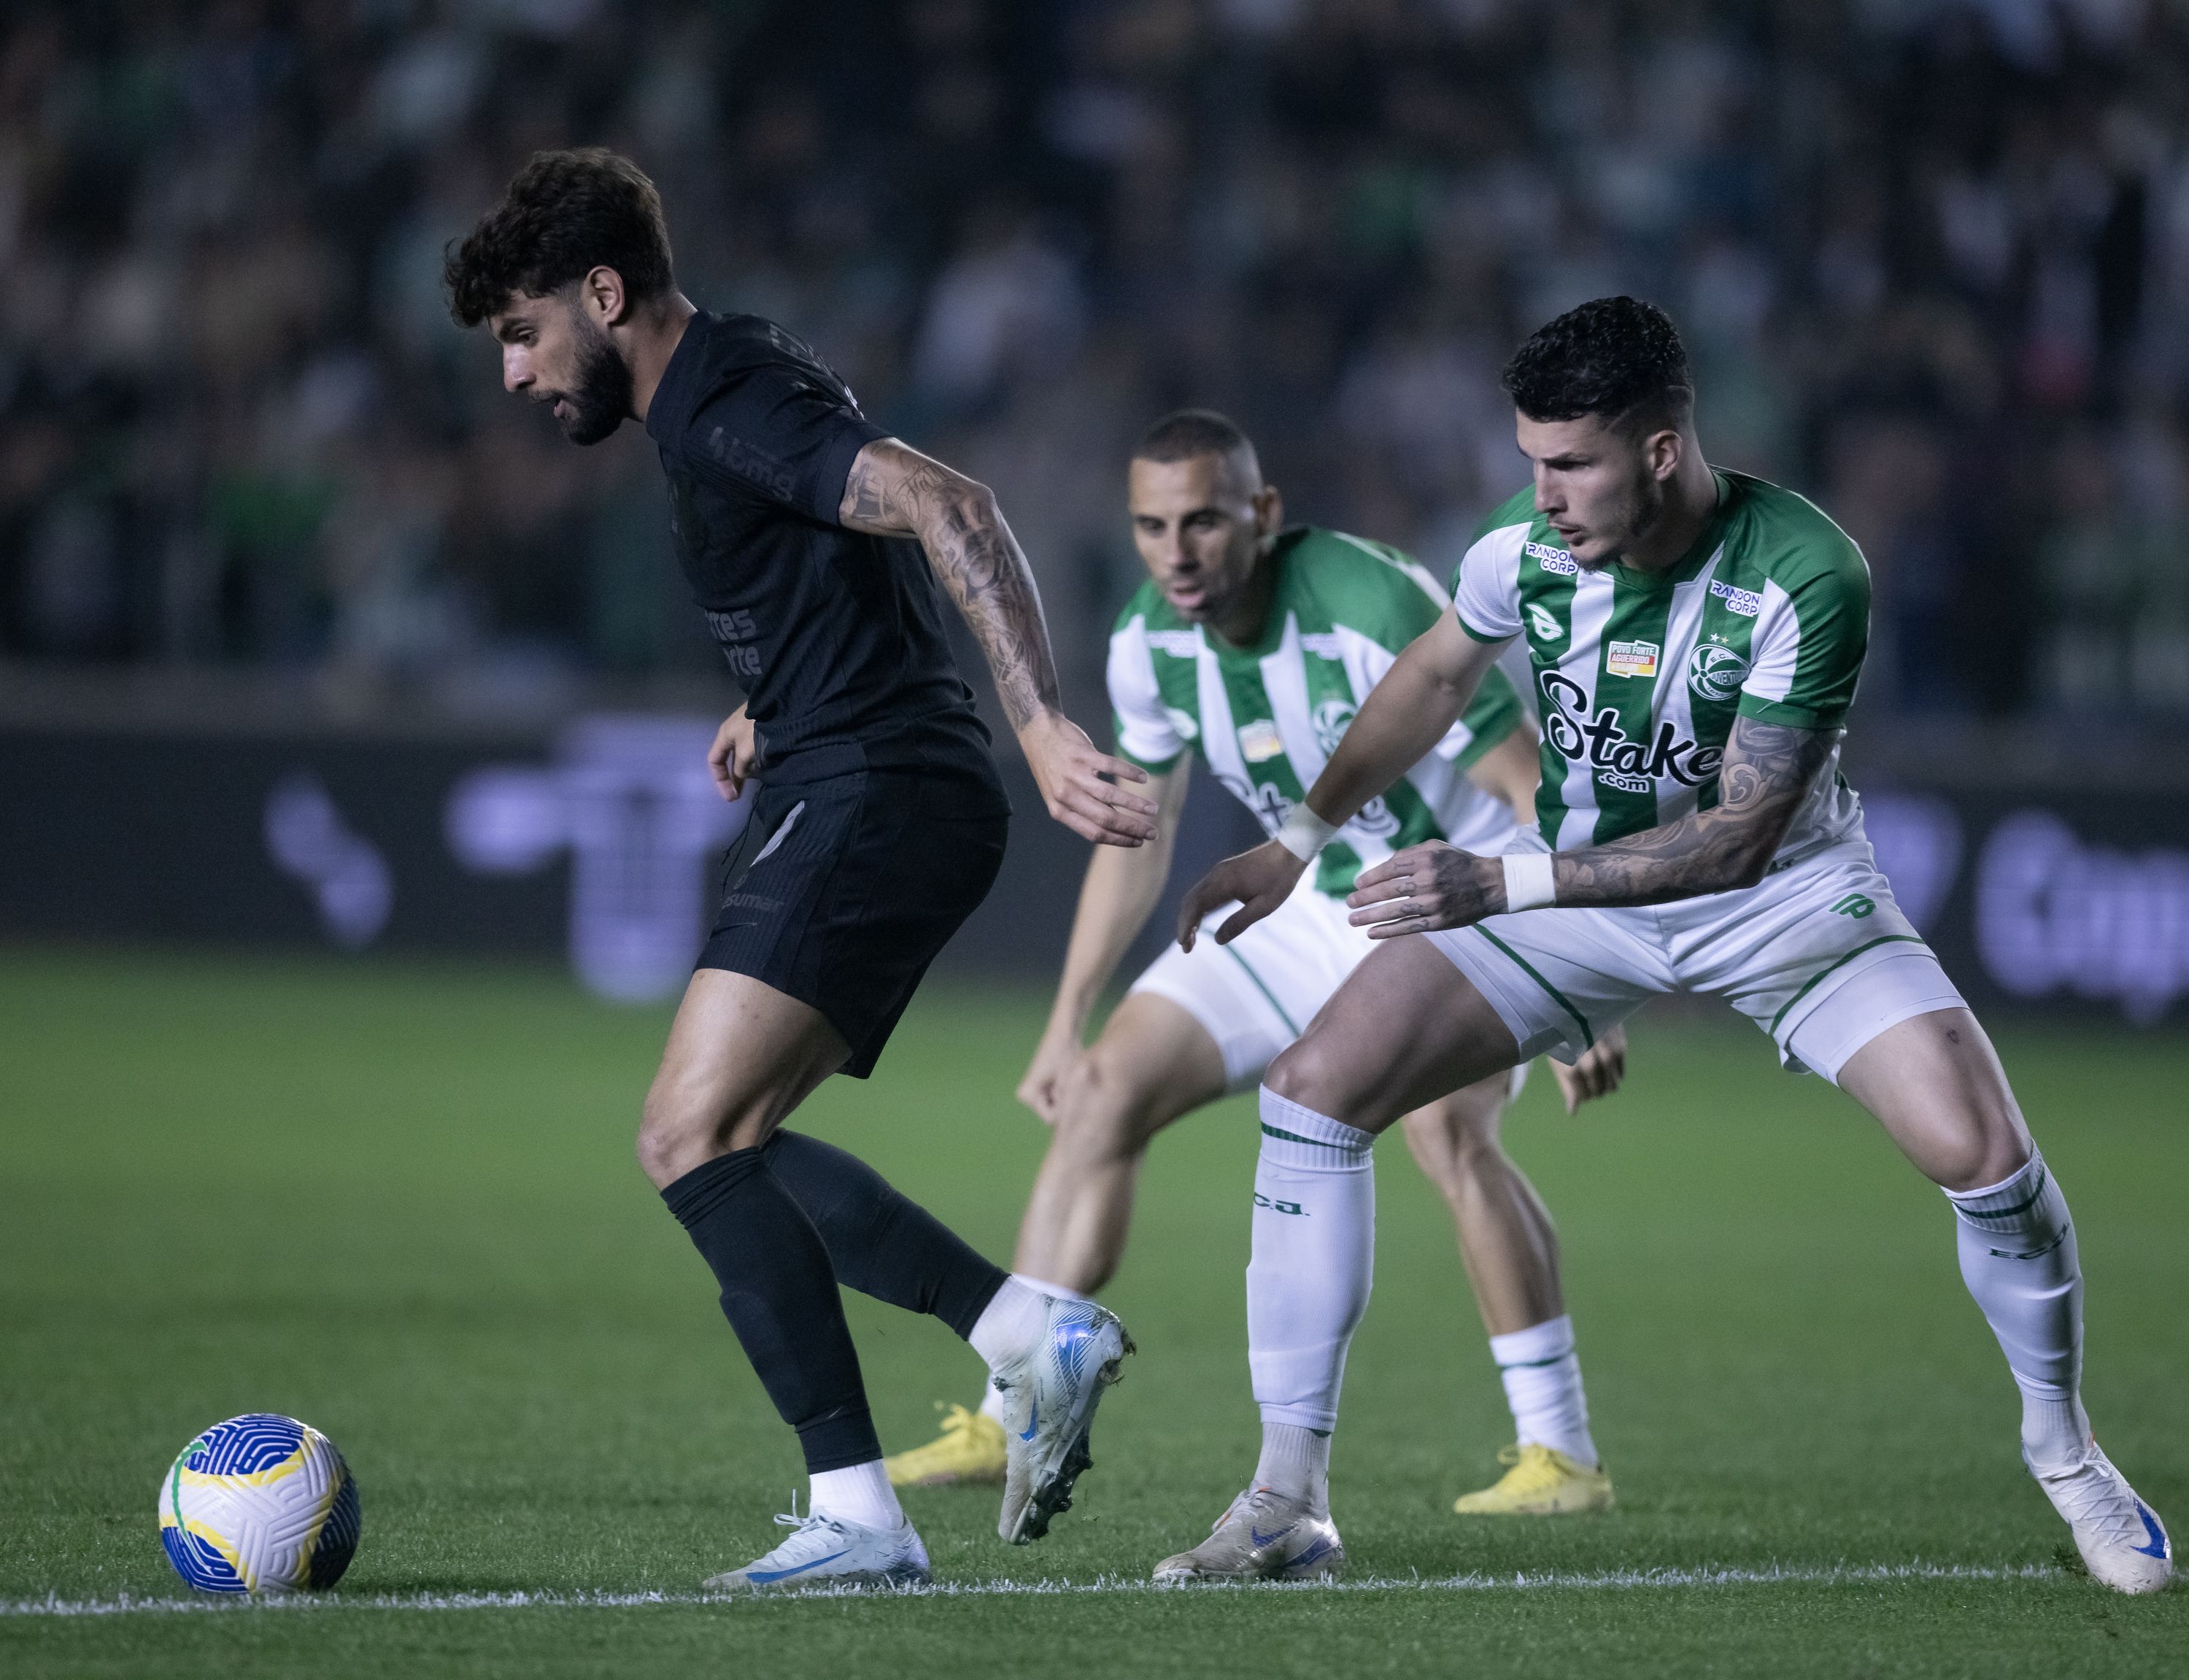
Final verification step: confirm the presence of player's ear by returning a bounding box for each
[1254,481,1284,538]
[1644,425,1683,483]
[581,265,630,328]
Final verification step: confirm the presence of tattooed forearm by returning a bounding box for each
[841,439,1060,731]
[1550,717,1837,907]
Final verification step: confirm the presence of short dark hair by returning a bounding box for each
[1132,409,1256,468]
[444,148,675,327]
[1500,297,1693,433]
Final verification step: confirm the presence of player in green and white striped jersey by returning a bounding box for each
[886,412,1629,1557]
[1180,300,2172,1595]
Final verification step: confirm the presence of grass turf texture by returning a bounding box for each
[0,945,2180,1678]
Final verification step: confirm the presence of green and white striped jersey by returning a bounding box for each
[1111,525,1526,900]
[1453,471,1869,861]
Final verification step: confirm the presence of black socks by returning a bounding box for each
[660,1134,1009,1473]
[661,1148,879,1473]
[763,1130,1006,1339]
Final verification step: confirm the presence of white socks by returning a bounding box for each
[968,1274,1052,1371]
[1489,1314,1598,1468]
[1248,1088,1376,1442]
[975,1278,1089,1422]
[1944,1150,2089,1470]
[1253,1423,1332,1515]
[809,1460,903,1530]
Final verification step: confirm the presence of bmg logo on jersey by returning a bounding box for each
[1687,643,1751,703]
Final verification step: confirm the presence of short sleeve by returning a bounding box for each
[1740,548,1870,730]
[1107,615,1186,773]
[1451,522,1527,643]
[678,349,887,525]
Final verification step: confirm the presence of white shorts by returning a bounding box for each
[1134,870,1532,1099]
[1427,833,1966,1084]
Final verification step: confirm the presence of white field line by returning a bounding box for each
[2,1561,2063,1618]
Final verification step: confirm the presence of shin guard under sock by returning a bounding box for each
[1248,1089,1375,1438]
[1943,1150,2088,1468]
[764,1130,1007,1339]
[662,1148,879,1473]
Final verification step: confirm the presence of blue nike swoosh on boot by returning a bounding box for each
[2134,1503,2169,1558]
[1250,1525,1294,1547]
[1019,1397,1038,1442]
[746,1549,851,1583]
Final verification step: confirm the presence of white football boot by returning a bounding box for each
[992,1296,1132,1544]
[1152,1486,1345,1583]
[2028,1441,2174,1595]
[704,1501,931,1595]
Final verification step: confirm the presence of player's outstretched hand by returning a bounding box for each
[1019,710,1159,847]
[707,705,760,800]
[1552,1023,1626,1114]
[1346,840,1499,937]
[1016,1023,1081,1126]
[1176,840,1305,951]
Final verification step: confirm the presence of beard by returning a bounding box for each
[554,311,633,446]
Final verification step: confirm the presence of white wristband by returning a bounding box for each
[1275,804,1340,862]
[1502,851,1557,913]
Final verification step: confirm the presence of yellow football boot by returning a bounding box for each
[884,1404,1008,1488]
[1453,1443,1615,1514]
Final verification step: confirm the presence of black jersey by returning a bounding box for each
[645,311,999,788]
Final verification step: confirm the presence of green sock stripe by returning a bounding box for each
[1472,926,1594,1051]
[1767,934,1927,1035]
[1494,1352,1576,1370]
[1952,1161,2048,1222]
[1224,945,1302,1037]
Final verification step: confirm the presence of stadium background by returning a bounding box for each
[1,4,2186,1676]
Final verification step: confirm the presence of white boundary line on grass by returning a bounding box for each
[2,1561,2063,1617]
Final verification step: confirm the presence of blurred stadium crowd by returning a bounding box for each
[4,0,2189,728]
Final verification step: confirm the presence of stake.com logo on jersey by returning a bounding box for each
[1538,670,1723,794]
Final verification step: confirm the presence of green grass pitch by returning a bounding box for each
[0,945,2181,1677]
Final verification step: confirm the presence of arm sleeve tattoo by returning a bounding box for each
[841,439,1060,732]
[1550,716,1838,907]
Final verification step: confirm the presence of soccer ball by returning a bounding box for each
[158,1414,362,1592]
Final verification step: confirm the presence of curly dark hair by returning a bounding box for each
[1501,297,1693,432]
[444,148,674,327]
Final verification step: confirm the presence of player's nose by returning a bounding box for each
[502,350,530,394]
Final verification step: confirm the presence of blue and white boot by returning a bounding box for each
[2030,1441,2174,1595]
[993,1296,1133,1544]
[704,1501,932,1594]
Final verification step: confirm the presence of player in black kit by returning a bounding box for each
[447,150,1154,1592]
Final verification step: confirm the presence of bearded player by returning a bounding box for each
[1167,297,2173,1594]
[446,150,1153,1592]
[885,410,1629,1548]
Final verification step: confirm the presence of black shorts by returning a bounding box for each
[698,764,1009,1078]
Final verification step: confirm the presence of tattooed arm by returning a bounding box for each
[1344,715,1839,937]
[840,437,1157,847]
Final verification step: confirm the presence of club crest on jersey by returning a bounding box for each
[1311,697,1356,758]
[1607,639,1659,680]
[1237,718,1286,763]
[1539,670,1721,789]
[1687,643,1751,703]
[1525,541,1578,576]
[1526,603,1564,642]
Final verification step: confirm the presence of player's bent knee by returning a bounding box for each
[1265,1029,1364,1122]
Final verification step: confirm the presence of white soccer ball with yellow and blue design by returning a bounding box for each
[158,1413,361,1593]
